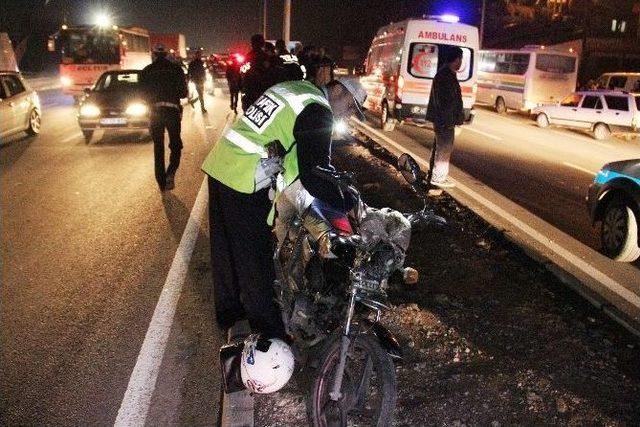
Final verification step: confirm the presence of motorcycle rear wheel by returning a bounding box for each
[308,333,396,427]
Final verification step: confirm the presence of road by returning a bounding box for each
[2,87,639,425]
[381,107,640,263]
[1,89,228,425]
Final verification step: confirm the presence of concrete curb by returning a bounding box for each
[351,118,640,337]
[220,321,254,427]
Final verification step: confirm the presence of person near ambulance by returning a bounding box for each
[425,46,464,189]
[201,77,367,339]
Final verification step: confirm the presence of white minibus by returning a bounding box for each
[476,46,578,113]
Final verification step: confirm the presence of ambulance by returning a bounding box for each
[361,16,479,129]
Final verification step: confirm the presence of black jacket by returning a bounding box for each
[425,66,464,130]
[295,103,352,211]
[240,48,274,106]
[187,58,207,84]
[140,56,188,106]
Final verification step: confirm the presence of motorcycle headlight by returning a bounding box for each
[125,102,148,116]
[79,103,100,118]
[61,76,73,87]
[334,120,348,135]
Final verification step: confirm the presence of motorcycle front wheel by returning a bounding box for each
[309,333,397,427]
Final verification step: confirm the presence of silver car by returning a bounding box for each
[533,90,640,140]
[0,71,41,140]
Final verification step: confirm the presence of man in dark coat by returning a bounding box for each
[425,46,464,189]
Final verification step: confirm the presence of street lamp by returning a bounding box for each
[94,12,111,28]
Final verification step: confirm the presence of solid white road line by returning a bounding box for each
[465,126,503,141]
[563,162,597,176]
[351,118,640,311]
[115,114,234,426]
[61,133,82,144]
[114,179,209,427]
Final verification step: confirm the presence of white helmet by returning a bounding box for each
[240,334,294,394]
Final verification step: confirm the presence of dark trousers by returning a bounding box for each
[151,107,183,188]
[229,88,239,110]
[207,177,286,339]
[194,82,206,111]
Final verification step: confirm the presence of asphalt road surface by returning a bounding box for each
[1,89,230,425]
[379,107,640,264]
[2,87,639,425]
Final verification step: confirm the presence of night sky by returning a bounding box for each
[2,0,482,69]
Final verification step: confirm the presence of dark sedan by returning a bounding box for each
[587,159,640,262]
[77,70,150,143]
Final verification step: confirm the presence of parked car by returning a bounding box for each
[0,71,41,140]
[533,90,640,140]
[77,70,149,143]
[587,159,640,262]
[597,72,640,93]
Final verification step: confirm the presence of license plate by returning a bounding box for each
[100,118,127,125]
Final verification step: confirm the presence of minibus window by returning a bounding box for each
[535,54,576,73]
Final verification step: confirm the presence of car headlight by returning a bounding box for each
[79,103,100,118]
[61,76,73,87]
[125,102,148,116]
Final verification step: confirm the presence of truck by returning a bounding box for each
[150,33,187,60]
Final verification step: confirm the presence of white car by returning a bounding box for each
[597,72,640,93]
[533,90,640,140]
[0,71,41,140]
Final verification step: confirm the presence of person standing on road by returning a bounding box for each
[240,34,273,111]
[225,55,241,113]
[275,39,304,82]
[201,77,367,339]
[425,46,464,189]
[140,44,188,191]
[188,50,208,113]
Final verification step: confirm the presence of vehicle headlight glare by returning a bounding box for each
[126,103,148,116]
[79,104,100,117]
[334,120,348,135]
[61,76,73,87]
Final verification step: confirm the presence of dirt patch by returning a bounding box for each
[254,138,640,426]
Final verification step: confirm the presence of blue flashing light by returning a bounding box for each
[439,14,460,23]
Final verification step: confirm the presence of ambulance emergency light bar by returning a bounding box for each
[424,14,461,23]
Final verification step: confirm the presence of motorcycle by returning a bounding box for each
[272,153,446,426]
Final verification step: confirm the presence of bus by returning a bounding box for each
[476,46,578,113]
[50,25,151,98]
[361,15,479,130]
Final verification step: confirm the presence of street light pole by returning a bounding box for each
[480,0,486,49]
[283,0,291,44]
[263,0,268,39]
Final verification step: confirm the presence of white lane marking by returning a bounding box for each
[352,118,640,310]
[61,133,82,143]
[114,179,208,427]
[563,162,597,176]
[465,126,503,141]
[115,114,234,427]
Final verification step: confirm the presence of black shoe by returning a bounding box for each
[165,173,175,190]
[201,108,208,114]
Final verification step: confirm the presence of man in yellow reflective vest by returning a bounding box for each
[202,77,366,338]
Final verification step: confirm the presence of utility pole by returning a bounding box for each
[283,0,291,44]
[480,0,486,49]
[263,0,268,39]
